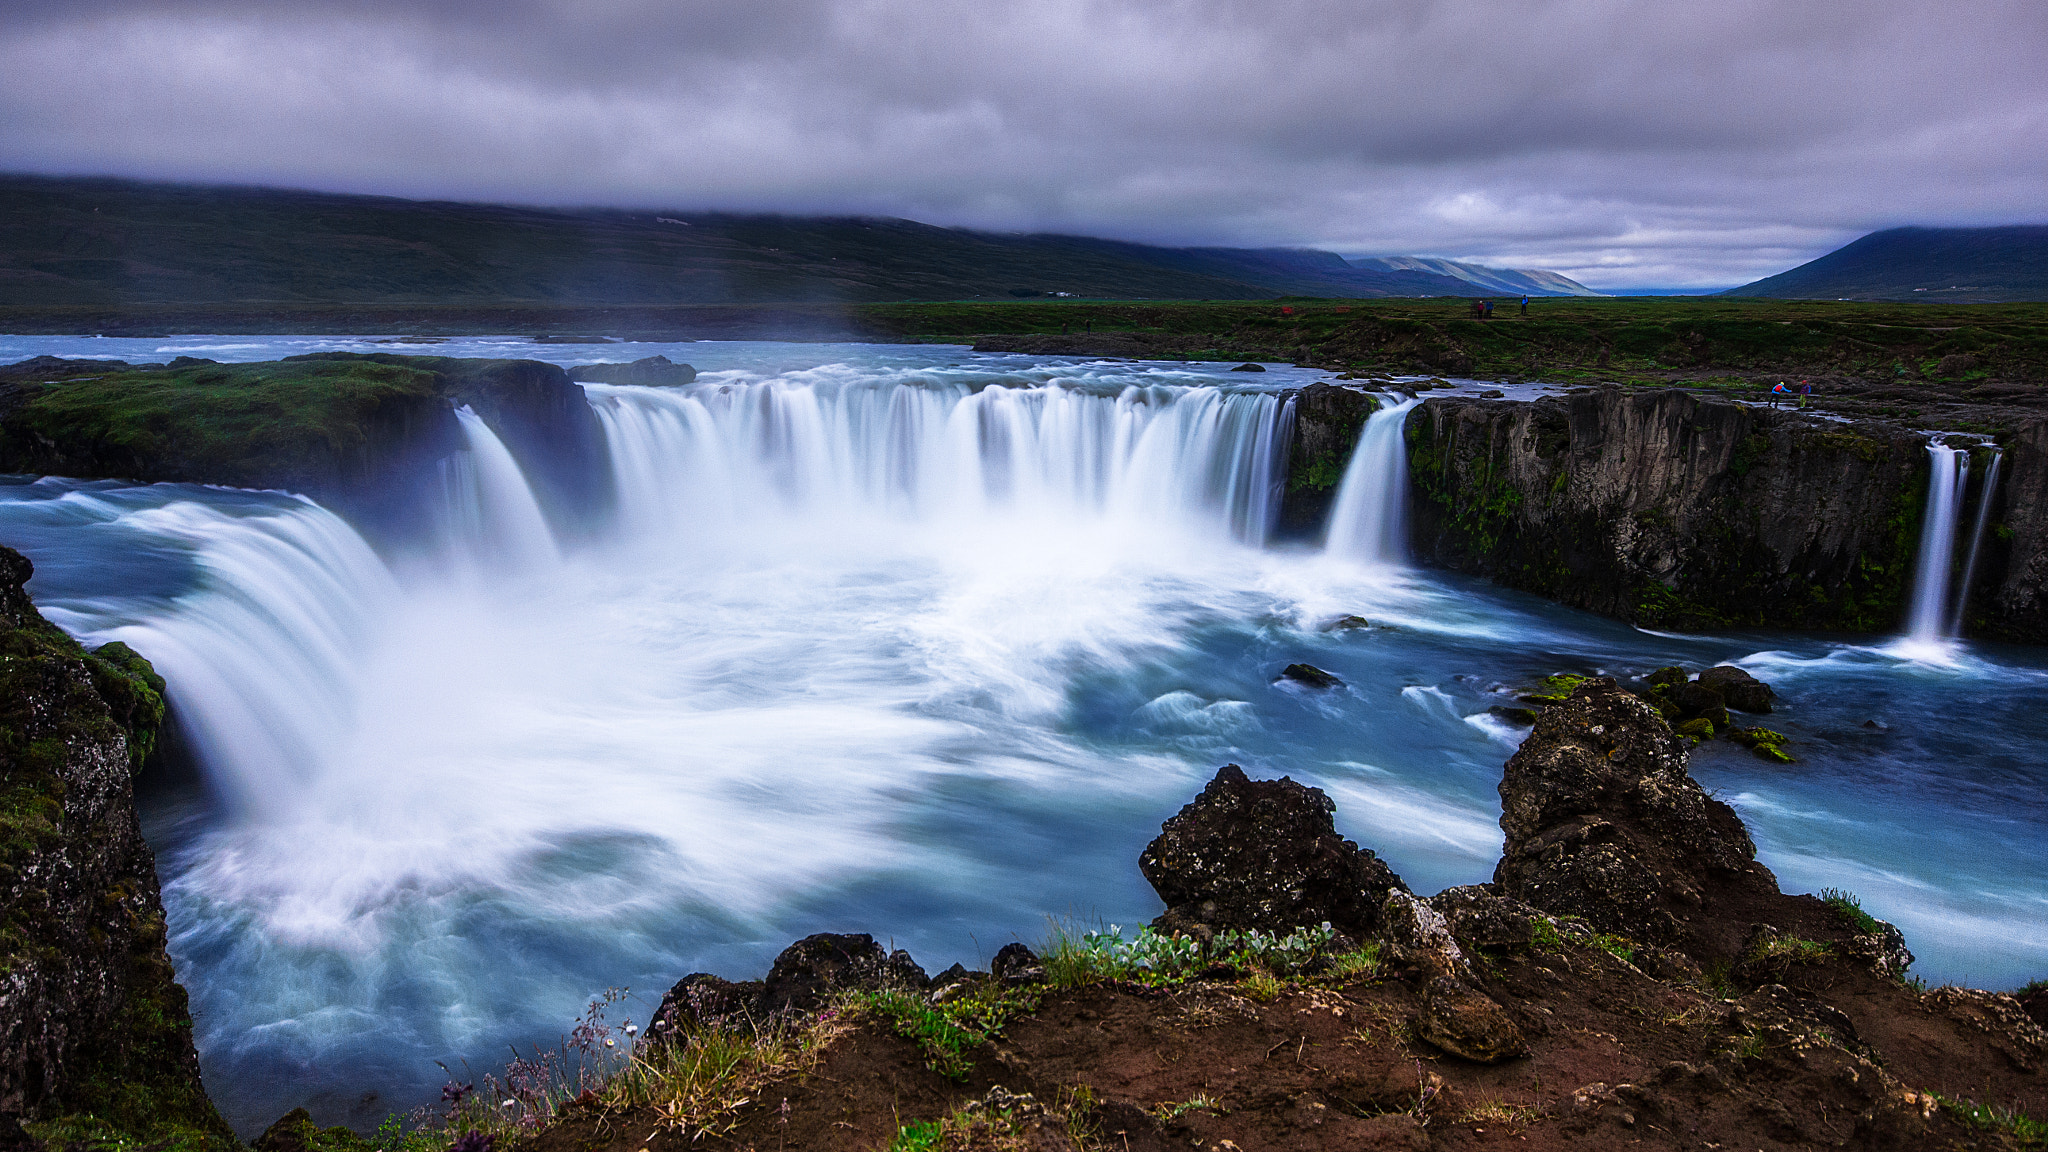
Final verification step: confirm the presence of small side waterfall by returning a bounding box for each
[1324,393,1423,565]
[1950,448,2004,635]
[441,407,560,569]
[1904,444,1969,645]
[1901,441,2006,648]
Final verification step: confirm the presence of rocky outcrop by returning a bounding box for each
[1493,677,1783,961]
[1138,764,1408,939]
[288,354,612,532]
[1406,388,1942,635]
[650,932,929,1037]
[1981,416,2048,641]
[1273,383,1376,541]
[0,547,231,1148]
[0,353,612,540]
[565,355,697,387]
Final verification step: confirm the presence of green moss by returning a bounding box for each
[1517,673,1590,705]
[83,642,165,771]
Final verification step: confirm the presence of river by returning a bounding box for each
[1,335,2042,1132]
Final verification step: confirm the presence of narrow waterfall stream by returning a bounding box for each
[1323,394,1422,565]
[0,338,2042,1132]
[1898,440,2005,655]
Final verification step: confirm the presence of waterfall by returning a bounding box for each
[94,499,399,821]
[1949,448,2005,635]
[1903,443,1970,645]
[1324,393,1423,565]
[440,407,560,569]
[582,377,1294,548]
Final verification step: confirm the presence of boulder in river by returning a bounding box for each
[568,354,698,386]
[1493,677,1780,958]
[1140,764,1409,939]
[1229,362,1266,372]
[1696,665,1776,713]
[1279,662,1342,688]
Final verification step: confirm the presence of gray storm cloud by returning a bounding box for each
[1,0,2042,288]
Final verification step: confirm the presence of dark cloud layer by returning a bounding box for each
[3,0,2043,287]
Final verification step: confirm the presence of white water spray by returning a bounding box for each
[1325,393,1423,565]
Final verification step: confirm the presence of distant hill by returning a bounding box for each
[0,174,1586,306]
[1726,226,2048,302]
[1346,256,1602,297]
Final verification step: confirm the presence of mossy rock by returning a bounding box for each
[1518,672,1591,705]
[251,1108,375,1152]
[1749,743,1795,764]
[1675,718,1715,740]
[1646,666,1690,692]
[1726,726,1789,749]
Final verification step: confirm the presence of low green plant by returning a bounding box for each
[849,982,1039,1081]
[888,1119,945,1152]
[1935,1096,2048,1148]
[1149,1095,1223,1122]
[1043,921,1376,990]
[1819,888,1883,935]
[1529,918,1565,951]
[1590,933,1638,965]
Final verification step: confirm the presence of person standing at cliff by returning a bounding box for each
[1772,381,1790,408]
[1800,379,1813,408]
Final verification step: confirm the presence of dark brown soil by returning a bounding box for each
[517,933,2043,1152]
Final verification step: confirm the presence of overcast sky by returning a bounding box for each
[2,0,2042,289]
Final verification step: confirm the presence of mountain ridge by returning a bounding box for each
[1726,225,2048,302]
[0,173,1591,306]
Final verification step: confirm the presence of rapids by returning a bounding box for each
[0,335,2043,1132]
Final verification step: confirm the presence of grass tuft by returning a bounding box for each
[1819,887,1883,935]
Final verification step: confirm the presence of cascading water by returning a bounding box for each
[1902,443,1969,648]
[583,375,1294,548]
[439,407,560,569]
[6,342,2044,1132]
[1951,448,2004,635]
[1324,393,1422,564]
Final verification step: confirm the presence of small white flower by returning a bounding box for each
[503,1100,516,1109]
[624,1024,639,1036]
[604,1038,616,1047]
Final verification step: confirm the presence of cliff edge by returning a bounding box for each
[0,546,232,1151]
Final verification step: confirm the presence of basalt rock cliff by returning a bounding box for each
[0,353,609,538]
[0,547,231,1150]
[1272,382,1377,542]
[1403,386,2048,642]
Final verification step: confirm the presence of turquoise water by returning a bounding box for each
[0,336,2041,1132]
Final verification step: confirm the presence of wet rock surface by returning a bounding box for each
[1277,662,1341,688]
[1494,677,1779,958]
[1404,387,2048,641]
[1695,664,1776,713]
[652,932,930,1036]
[564,354,697,386]
[0,548,230,1146]
[1139,763,1408,939]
